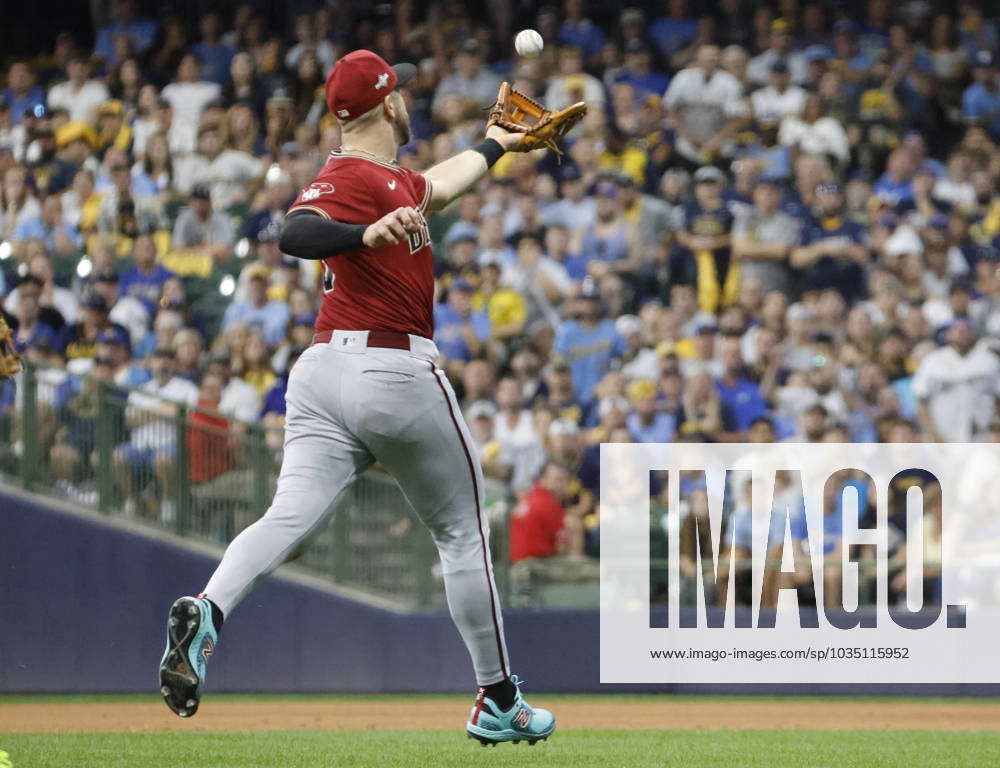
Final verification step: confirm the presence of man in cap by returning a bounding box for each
[791,182,869,302]
[169,183,234,272]
[747,18,808,86]
[677,166,738,312]
[732,175,800,295]
[554,280,625,405]
[161,49,555,746]
[220,262,289,347]
[750,59,807,124]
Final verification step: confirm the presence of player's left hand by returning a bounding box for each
[485,124,527,152]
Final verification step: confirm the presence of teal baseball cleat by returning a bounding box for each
[466,675,555,746]
[158,596,218,718]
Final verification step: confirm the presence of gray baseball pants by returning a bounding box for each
[202,331,509,685]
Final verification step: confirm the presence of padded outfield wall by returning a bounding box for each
[0,486,993,695]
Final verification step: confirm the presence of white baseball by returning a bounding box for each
[515,29,544,58]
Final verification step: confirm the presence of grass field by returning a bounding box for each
[3,696,999,768]
[4,729,1000,768]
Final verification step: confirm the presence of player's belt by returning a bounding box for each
[311,329,411,350]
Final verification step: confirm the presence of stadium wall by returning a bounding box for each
[1,486,995,696]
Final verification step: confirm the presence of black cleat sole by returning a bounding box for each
[159,598,204,718]
[467,732,550,746]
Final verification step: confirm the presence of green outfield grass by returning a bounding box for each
[2,729,999,768]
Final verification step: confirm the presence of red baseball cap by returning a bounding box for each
[325,50,417,122]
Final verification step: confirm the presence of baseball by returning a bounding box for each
[515,29,544,57]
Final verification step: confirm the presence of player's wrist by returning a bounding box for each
[473,138,506,169]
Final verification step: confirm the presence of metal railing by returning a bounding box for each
[0,362,513,611]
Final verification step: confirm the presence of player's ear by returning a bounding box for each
[382,95,396,122]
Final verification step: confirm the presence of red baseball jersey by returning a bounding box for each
[288,150,435,339]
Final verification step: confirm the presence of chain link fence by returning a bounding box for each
[0,362,512,610]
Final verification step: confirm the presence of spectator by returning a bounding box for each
[59,292,127,364]
[650,0,699,64]
[432,40,502,118]
[205,349,260,421]
[625,378,676,442]
[181,122,263,209]
[47,54,110,124]
[7,275,59,351]
[614,40,670,102]
[542,163,595,235]
[732,175,800,294]
[557,0,606,61]
[913,318,1000,442]
[11,193,80,258]
[751,60,807,125]
[715,334,768,434]
[284,12,336,74]
[89,269,149,349]
[167,183,234,275]
[3,250,78,325]
[193,13,235,86]
[963,50,1000,142]
[664,44,747,168]
[544,45,606,109]
[187,370,234,486]
[577,181,641,277]
[434,279,491,370]
[747,19,808,86]
[779,92,851,167]
[113,346,198,519]
[160,54,222,153]
[93,0,158,64]
[2,62,46,126]
[119,234,175,316]
[510,462,581,562]
[677,166,736,313]
[221,266,290,347]
[494,376,546,494]
[553,283,625,405]
[503,231,573,330]
[791,183,869,302]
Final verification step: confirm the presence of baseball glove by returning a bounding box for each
[487,82,587,158]
[0,316,22,378]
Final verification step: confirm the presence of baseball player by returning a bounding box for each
[158,50,555,746]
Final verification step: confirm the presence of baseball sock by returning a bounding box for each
[483,678,516,711]
[207,598,225,635]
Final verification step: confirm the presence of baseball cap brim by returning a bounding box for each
[392,63,417,87]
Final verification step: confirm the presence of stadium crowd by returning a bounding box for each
[1,0,999,583]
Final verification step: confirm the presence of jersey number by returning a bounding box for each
[322,263,336,293]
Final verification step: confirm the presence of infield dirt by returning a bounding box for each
[3,698,999,734]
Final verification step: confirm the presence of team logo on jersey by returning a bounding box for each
[375,72,390,89]
[337,109,350,118]
[322,262,336,294]
[407,211,430,254]
[301,182,335,202]
[387,179,397,190]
